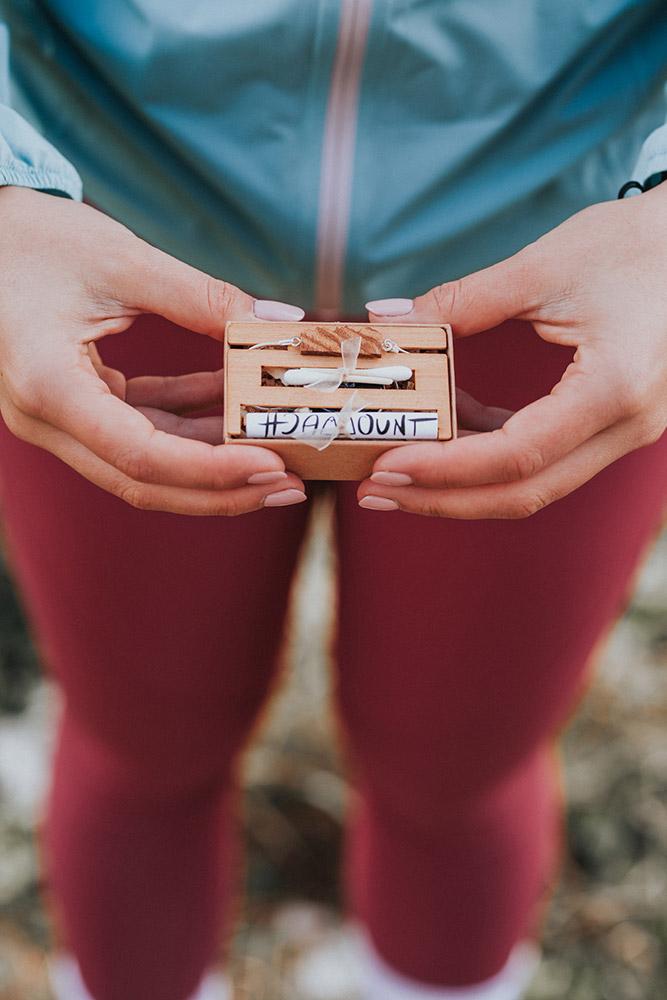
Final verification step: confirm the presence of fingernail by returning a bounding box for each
[359,496,399,511]
[263,489,307,507]
[254,300,305,321]
[371,471,413,486]
[247,470,288,485]
[365,297,414,316]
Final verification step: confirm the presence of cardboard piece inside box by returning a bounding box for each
[223,322,456,480]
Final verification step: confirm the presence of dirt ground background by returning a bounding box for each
[0,496,665,1000]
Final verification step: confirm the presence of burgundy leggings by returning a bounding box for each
[0,315,664,1000]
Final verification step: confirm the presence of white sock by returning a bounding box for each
[48,954,91,1000]
[356,927,541,1000]
[189,970,231,1000]
[48,953,231,1000]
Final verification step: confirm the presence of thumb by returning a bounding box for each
[366,250,534,337]
[121,243,304,338]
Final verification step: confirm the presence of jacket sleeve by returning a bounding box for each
[632,81,667,188]
[0,21,81,198]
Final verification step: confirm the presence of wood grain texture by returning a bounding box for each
[298,323,383,356]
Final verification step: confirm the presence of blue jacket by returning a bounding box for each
[1,0,666,313]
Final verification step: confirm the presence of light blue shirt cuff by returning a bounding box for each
[0,104,82,200]
[632,122,667,186]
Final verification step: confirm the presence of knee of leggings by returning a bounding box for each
[347,735,554,839]
[55,654,282,798]
[57,700,259,799]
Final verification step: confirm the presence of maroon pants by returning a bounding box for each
[0,315,664,1000]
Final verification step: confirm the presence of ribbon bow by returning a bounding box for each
[304,334,364,391]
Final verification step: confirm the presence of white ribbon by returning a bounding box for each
[304,335,363,391]
[305,335,366,451]
[307,390,365,451]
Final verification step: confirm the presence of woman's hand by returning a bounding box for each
[0,186,307,514]
[361,186,667,518]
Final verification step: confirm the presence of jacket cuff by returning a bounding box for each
[632,122,667,187]
[0,105,82,200]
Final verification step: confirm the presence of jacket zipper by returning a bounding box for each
[314,0,373,317]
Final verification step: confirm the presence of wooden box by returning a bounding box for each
[223,322,456,480]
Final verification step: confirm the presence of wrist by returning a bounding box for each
[640,177,667,218]
[0,183,42,205]
[0,184,69,205]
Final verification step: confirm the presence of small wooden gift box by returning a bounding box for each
[223,322,456,480]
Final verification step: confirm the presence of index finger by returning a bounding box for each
[373,357,625,487]
[35,361,285,488]
[125,370,223,413]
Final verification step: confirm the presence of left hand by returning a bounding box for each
[361,185,667,518]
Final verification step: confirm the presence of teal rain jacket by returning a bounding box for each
[1,0,666,314]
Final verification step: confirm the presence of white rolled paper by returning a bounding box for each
[245,410,438,440]
[280,365,413,387]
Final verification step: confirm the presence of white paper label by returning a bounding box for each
[245,410,438,440]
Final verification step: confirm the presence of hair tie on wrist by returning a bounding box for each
[617,180,645,199]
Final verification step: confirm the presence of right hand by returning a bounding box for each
[0,186,307,514]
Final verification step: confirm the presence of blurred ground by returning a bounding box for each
[0,496,665,1000]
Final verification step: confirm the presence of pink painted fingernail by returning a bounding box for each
[263,489,307,507]
[365,298,414,316]
[371,471,413,486]
[253,300,305,321]
[359,496,399,511]
[247,471,288,485]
